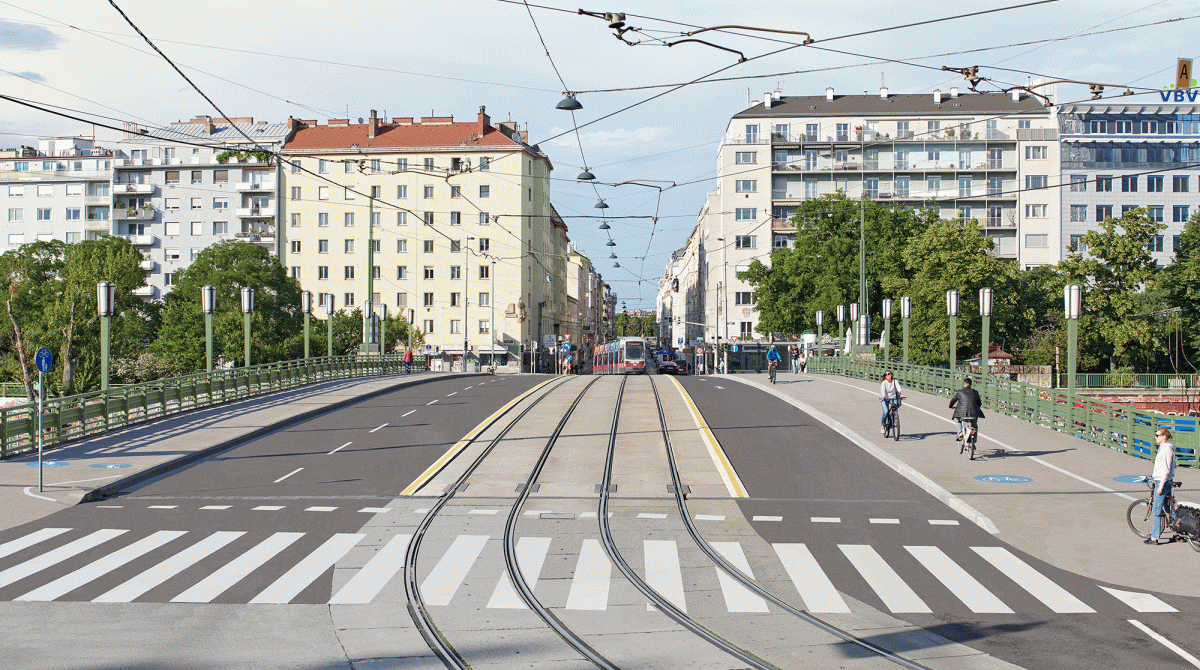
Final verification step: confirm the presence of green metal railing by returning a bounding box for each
[810,356,1197,467]
[1059,373,1199,390]
[1,354,428,459]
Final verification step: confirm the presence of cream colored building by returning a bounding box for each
[279,108,562,365]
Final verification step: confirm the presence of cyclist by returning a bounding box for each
[1146,428,1176,545]
[766,344,781,380]
[879,370,906,434]
[949,377,985,442]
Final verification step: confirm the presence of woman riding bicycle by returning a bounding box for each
[880,371,906,435]
[949,377,984,441]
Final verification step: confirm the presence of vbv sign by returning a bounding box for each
[1161,88,1200,102]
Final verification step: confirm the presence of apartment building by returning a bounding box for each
[279,108,565,364]
[1058,102,1200,264]
[657,223,705,350]
[109,116,291,299]
[696,87,1058,341]
[0,137,114,250]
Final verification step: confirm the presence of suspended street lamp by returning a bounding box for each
[556,93,583,111]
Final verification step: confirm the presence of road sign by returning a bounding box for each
[544,334,556,350]
[973,474,1032,484]
[677,338,683,344]
[731,344,739,353]
[695,347,704,356]
[35,347,52,373]
[1180,58,1194,90]
[731,336,740,343]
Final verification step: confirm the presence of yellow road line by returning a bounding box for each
[667,376,748,498]
[399,378,557,496]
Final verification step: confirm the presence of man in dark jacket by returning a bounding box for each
[949,377,984,441]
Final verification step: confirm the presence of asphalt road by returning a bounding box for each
[677,375,1200,670]
[0,374,543,606]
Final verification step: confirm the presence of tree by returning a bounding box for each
[1060,208,1166,370]
[1166,211,1200,361]
[156,241,303,370]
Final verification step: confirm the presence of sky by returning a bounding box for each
[0,0,1195,310]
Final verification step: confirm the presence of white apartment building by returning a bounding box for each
[0,137,114,250]
[1058,102,1200,264]
[697,87,1058,342]
[110,116,291,300]
[279,108,567,364]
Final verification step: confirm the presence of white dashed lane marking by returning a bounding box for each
[402,410,416,417]
[328,442,352,455]
[368,423,388,433]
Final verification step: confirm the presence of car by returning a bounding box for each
[656,361,684,375]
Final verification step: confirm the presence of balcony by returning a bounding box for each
[863,160,880,170]
[114,183,155,196]
[114,207,154,221]
[139,258,155,271]
[985,130,1011,140]
[987,160,1004,169]
[771,189,805,200]
[84,218,110,232]
[235,181,274,192]
[235,231,276,245]
[132,285,156,298]
[117,159,154,168]
[985,217,1014,228]
[833,162,860,171]
[235,207,272,218]
[128,234,156,246]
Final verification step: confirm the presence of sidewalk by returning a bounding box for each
[728,370,1196,598]
[0,373,443,532]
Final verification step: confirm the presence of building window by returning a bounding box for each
[290,267,300,280]
[1121,175,1138,192]
[450,293,461,307]
[1024,146,1047,159]
[344,161,354,174]
[1025,204,1047,218]
[344,239,355,253]
[344,292,355,307]
[291,160,302,173]
[1174,205,1190,222]
[1174,175,1190,192]
[397,292,407,307]
[212,197,228,210]
[745,124,759,143]
[480,265,489,279]
[479,320,490,334]
[65,208,80,220]
[424,266,434,279]
[735,151,757,164]
[735,208,756,221]
[773,235,789,249]
[394,212,406,226]
[291,213,301,227]
[479,291,490,307]
[317,160,328,173]
[397,266,408,280]
[479,238,489,252]
[165,198,180,210]
[397,240,408,253]
[450,211,461,226]
[165,171,180,184]
[423,319,434,333]
[1025,175,1048,190]
[735,180,757,193]
[1070,204,1087,222]
[317,212,329,227]
[479,185,490,198]
[1096,205,1113,221]
[318,266,329,280]
[735,291,754,305]
[423,292,434,307]
[290,240,301,253]
[424,158,435,170]
[213,221,228,234]
[423,239,434,253]
[450,266,461,280]
[1025,234,1049,248]
[1148,175,1164,192]
[735,235,756,249]
[396,185,408,199]
[424,211,434,226]
[1122,205,1138,216]
[1095,176,1112,192]
[318,186,329,200]
[1148,235,1164,252]
[958,177,972,198]
[928,176,942,193]
[1069,175,1086,192]
[36,208,50,221]
[450,185,461,198]
[740,322,753,339]
[345,266,355,280]
[344,212,354,227]
[422,185,434,199]
[1148,206,1164,222]
[344,187,355,200]
[370,159,381,173]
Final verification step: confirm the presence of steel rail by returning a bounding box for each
[403,376,569,670]
[648,376,934,670]
[501,376,619,670]
[597,376,777,670]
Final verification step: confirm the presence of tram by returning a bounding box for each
[592,337,648,374]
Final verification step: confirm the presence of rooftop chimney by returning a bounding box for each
[826,87,835,101]
[1011,90,1022,102]
[477,105,489,136]
[204,116,214,134]
[763,92,772,110]
[879,87,888,99]
[933,89,943,104]
[772,90,781,101]
[950,87,959,98]
[368,109,379,139]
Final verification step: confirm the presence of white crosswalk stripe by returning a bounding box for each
[329,534,411,605]
[840,544,931,613]
[250,533,364,604]
[566,538,611,610]
[0,529,127,590]
[17,531,187,602]
[487,536,552,609]
[420,535,488,607]
[772,543,849,613]
[171,532,303,603]
[94,531,246,603]
[905,546,1012,614]
[644,540,686,613]
[711,542,769,613]
[0,528,70,561]
[972,546,1095,614]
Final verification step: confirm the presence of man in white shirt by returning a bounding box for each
[1147,428,1177,545]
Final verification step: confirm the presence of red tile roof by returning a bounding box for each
[282,116,526,152]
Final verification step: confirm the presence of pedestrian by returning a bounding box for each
[404,347,413,373]
[798,349,807,373]
[1146,428,1176,545]
[790,344,800,374]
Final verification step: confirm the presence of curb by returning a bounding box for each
[80,373,458,504]
[727,376,1000,534]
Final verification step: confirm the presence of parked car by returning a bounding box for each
[656,361,684,375]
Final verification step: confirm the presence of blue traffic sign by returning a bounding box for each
[27,461,68,468]
[35,347,53,373]
[89,463,132,469]
[1113,474,1149,483]
[973,474,1032,484]
[731,344,738,353]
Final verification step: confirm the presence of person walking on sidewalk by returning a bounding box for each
[404,347,413,373]
[790,344,800,374]
[879,371,906,434]
[798,349,807,374]
[1146,428,1177,545]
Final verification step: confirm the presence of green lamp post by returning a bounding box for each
[202,285,216,372]
[946,289,960,378]
[815,309,823,358]
[836,304,845,357]
[881,298,893,363]
[901,296,911,366]
[1065,284,1081,397]
[979,288,993,382]
[97,281,115,391]
[302,291,312,360]
[326,293,335,358]
[241,287,254,368]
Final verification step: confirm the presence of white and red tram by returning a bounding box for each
[592,337,647,375]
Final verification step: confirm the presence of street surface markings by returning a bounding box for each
[200,506,231,510]
[695,514,725,521]
[148,505,177,510]
[305,507,337,512]
[250,533,364,604]
[772,543,849,613]
[637,513,667,519]
[446,392,457,397]
[464,386,473,390]
[752,516,782,522]
[0,529,127,589]
[840,545,931,613]
[329,534,412,605]
[714,386,724,390]
[1129,619,1200,668]
[644,540,686,613]
[487,536,552,609]
[905,546,1012,614]
[522,510,551,516]
[710,542,769,613]
[579,512,613,518]
[273,469,303,484]
[1099,586,1176,613]
[811,517,840,523]
[369,423,388,433]
[421,534,488,606]
[566,538,611,610]
[17,531,187,602]
[0,528,69,560]
[96,505,123,509]
[869,518,900,524]
[253,506,285,511]
[972,546,1095,614]
[401,410,416,417]
[93,531,245,603]
[170,532,303,603]
[929,520,959,525]
[359,507,391,513]
[426,400,438,405]
[328,442,352,455]
[469,509,499,515]
[667,376,748,498]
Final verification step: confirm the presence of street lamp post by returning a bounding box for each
[901,296,911,366]
[367,196,375,355]
[241,287,254,367]
[881,298,893,363]
[464,237,473,372]
[979,288,993,382]
[1065,284,1081,397]
[97,281,115,391]
[836,304,845,356]
[814,310,823,358]
[302,291,312,360]
[946,289,959,376]
[379,303,388,360]
[202,285,216,372]
[363,300,374,356]
[490,260,496,370]
[850,303,860,349]
[326,294,335,358]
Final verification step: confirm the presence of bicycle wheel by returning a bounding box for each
[892,410,900,442]
[1127,499,1154,538]
[968,432,976,460]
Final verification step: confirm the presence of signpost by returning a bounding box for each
[35,347,52,492]
[1180,58,1194,90]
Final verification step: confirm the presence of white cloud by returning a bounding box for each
[0,21,64,53]
[545,126,674,149]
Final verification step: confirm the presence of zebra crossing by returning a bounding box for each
[0,526,1178,615]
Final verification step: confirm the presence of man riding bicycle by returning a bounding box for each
[766,344,781,379]
[949,377,985,441]
[880,370,906,434]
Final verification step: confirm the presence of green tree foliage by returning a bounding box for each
[1166,211,1200,359]
[739,194,933,338]
[615,313,655,337]
[156,241,303,370]
[1060,208,1166,370]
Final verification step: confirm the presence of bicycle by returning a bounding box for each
[957,418,979,460]
[1127,476,1200,551]
[768,361,777,384]
[883,399,901,441]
